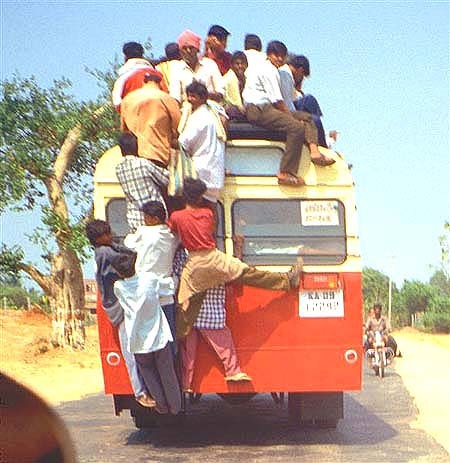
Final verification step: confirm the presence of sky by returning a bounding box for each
[1,0,449,286]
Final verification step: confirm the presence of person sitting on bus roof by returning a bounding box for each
[204,24,232,76]
[116,133,169,233]
[112,41,168,112]
[169,30,224,104]
[155,42,181,89]
[85,219,154,409]
[243,33,267,69]
[120,71,181,167]
[114,202,182,415]
[168,177,303,339]
[222,51,248,120]
[178,81,227,206]
[242,40,335,187]
[279,54,328,148]
[173,249,252,391]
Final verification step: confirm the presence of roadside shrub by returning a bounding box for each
[420,311,450,334]
[0,285,29,309]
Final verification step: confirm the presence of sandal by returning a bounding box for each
[311,155,336,167]
[277,173,305,186]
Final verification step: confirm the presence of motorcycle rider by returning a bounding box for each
[365,303,401,357]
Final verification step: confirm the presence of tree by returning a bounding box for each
[0,75,119,348]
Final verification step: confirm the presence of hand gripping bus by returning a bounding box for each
[93,122,363,428]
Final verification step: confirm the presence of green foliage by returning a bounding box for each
[429,269,450,296]
[0,74,119,214]
[438,221,449,278]
[0,244,25,279]
[362,267,398,312]
[399,280,436,315]
[419,310,450,334]
[0,284,29,309]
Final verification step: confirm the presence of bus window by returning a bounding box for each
[105,198,225,250]
[232,199,346,265]
[225,146,283,176]
[106,198,129,243]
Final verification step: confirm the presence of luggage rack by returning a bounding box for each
[227,121,286,142]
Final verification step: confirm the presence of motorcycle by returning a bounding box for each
[365,331,394,378]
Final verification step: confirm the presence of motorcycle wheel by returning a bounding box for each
[379,351,386,378]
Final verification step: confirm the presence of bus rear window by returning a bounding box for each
[105,198,225,250]
[232,199,346,265]
[225,146,283,176]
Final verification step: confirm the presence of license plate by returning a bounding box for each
[299,290,344,318]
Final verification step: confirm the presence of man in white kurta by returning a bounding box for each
[178,81,226,203]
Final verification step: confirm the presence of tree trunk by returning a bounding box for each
[50,250,86,349]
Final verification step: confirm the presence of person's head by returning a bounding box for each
[143,69,163,85]
[177,30,201,68]
[368,307,375,318]
[165,42,180,60]
[244,34,262,51]
[186,81,208,110]
[287,54,310,83]
[373,303,383,318]
[85,220,112,247]
[231,51,248,79]
[183,177,207,206]
[142,200,167,225]
[266,40,288,68]
[118,132,138,157]
[206,25,230,53]
[122,41,144,61]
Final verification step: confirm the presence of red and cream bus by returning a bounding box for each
[93,123,363,428]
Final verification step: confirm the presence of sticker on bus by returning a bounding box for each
[300,200,340,226]
[299,289,344,318]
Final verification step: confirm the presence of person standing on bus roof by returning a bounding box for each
[204,24,232,75]
[120,70,181,166]
[178,81,227,205]
[85,219,155,409]
[111,41,168,112]
[242,40,335,187]
[155,42,181,89]
[168,177,303,338]
[115,133,169,233]
[169,30,224,104]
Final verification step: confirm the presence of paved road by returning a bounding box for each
[59,367,449,463]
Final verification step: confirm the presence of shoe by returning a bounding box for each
[287,257,303,289]
[136,393,156,408]
[225,372,252,382]
[311,155,336,166]
[277,173,305,186]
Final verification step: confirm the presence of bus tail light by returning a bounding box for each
[106,352,121,366]
[302,273,340,289]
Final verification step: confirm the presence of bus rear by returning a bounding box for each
[93,123,362,427]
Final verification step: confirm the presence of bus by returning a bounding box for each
[93,122,363,428]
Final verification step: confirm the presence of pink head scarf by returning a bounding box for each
[177,30,201,50]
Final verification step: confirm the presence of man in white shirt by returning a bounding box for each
[243,33,267,69]
[178,81,226,204]
[243,41,334,186]
[170,30,224,104]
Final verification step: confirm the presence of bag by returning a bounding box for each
[167,144,197,197]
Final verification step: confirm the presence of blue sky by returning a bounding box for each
[1,1,449,285]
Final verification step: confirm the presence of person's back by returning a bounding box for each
[121,72,181,165]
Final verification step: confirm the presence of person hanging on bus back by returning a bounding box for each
[242,40,335,187]
[85,219,155,409]
[167,177,303,338]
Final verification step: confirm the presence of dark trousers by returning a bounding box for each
[134,344,182,414]
[294,94,327,147]
[246,103,305,175]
